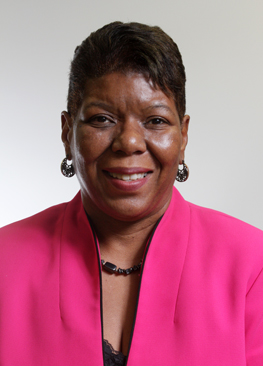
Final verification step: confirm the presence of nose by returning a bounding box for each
[111,119,147,155]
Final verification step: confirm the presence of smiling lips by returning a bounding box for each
[104,168,152,184]
[108,172,148,181]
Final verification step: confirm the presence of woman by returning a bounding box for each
[0,22,262,366]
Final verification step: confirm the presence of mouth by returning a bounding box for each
[107,172,148,181]
[103,168,152,191]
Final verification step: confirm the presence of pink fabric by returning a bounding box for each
[0,187,263,365]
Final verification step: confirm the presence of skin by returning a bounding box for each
[61,71,190,355]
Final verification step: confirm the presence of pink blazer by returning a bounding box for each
[0,187,263,365]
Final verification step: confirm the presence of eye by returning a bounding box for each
[92,115,110,123]
[86,114,115,127]
[149,118,166,125]
[145,117,169,128]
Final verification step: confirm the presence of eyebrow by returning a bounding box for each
[82,101,114,113]
[142,104,176,116]
[82,101,176,117]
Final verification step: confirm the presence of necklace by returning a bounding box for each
[101,259,142,275]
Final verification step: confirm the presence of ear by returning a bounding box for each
[179,114,190,163]
[61,111,73,159]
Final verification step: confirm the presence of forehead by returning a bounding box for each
[81,72,177,115]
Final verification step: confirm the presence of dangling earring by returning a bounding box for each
[61,156,75,177]
[176,160,189,182]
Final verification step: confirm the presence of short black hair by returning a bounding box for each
[67,21,186,121]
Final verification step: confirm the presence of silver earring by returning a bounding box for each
[176,160,189,182]
[61,157,75,178]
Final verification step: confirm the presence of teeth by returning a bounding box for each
[109,172,148,181]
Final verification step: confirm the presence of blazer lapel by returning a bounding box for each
[59,192,104,365]
[127,187,191,365]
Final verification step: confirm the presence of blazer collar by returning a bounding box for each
[59,187,190,364]
[127,186,191,363]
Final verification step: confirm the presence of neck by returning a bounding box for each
[92,213,161,266]
[82,196,169,267]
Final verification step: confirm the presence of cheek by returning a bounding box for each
[148,131,182,168]
[72,127,109,164]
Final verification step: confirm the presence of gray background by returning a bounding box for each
[1,0,263,229]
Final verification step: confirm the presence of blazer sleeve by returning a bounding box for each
[245,267,263,365]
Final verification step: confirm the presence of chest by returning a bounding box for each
[102,272,141,355]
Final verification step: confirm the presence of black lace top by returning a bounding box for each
[103,339,127,366]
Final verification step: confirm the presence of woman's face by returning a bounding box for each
[61,72,189,221]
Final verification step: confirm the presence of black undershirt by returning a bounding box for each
[103,339,127,366]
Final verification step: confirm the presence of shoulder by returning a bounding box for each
[186,201,263,283]
[0,201,68,243]
[0,193,83,262]
[187,201,263,242]
[0,202,66,281]
[0,193,84,280]
[171,187,263,244]
[0,192,88,293]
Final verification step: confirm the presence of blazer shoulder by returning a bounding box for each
[186,201,263,292]
[188,201,263,236]
[0,193,83,280]
[0,201,68,244]
[187,201,263,261]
